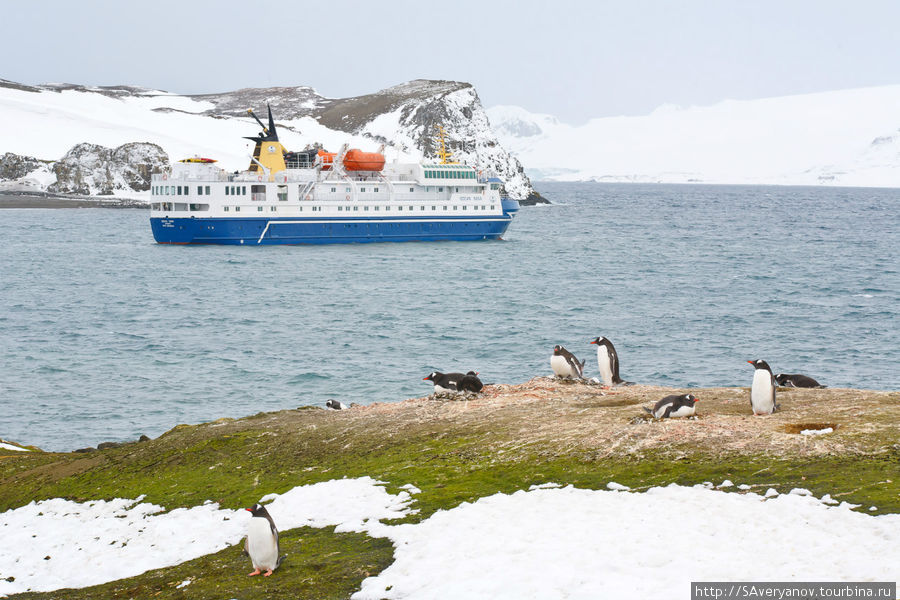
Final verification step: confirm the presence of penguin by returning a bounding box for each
[457,371,484,393]
[774,373,825,388]
[748,359,778,415]
[244,503,284,577]
[643,394,698,418]
[551,345,585,379]
[423,371,465,393]
[588,336,628,387]
[325,399,348,410]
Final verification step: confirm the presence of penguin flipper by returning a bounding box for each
[276,554,287,569]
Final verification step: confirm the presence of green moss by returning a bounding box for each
[2,408,898,599]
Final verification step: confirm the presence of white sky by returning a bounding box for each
[3,0,900,124]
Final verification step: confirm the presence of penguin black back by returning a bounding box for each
[775,373,825,388]
[458,371,484,393]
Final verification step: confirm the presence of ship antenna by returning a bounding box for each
[247,108,268,135]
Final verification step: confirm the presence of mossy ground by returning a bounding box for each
[2,381,898,599]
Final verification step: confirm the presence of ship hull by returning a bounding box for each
[150,214,515,245]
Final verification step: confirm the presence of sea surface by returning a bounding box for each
[1,183,897,451]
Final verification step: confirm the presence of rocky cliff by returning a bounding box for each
[0,78,545,202]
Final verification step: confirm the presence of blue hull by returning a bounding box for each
[151,214,515,245]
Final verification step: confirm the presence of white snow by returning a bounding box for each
[488,85,900,187]
[0,442,28,452]
[2,480,897,598]
[606,481,631,491]
[355,485,900,599]
[0,477,411,596]
[718,479,734,488]
[801,427,834,436]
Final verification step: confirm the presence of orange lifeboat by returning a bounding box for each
[343,149,385,172]
[317,149,336,170]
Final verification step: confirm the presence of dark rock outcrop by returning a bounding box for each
[48,142,169,196]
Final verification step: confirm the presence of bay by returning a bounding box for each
[1,183,897,451]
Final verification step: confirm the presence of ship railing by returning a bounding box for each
[285,157,316,169]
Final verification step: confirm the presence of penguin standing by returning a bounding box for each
[589,336,627,387]
[457,371,484,393]
[774,373,825,388]
[643,394,698,418]
[551,345,585,379]
[244,503,284,577]
[423,371,465,393]
[748,359,778,415]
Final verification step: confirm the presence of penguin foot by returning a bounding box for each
[248,569,261,577]
[263,569,273,577]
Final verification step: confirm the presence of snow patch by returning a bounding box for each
[0,442,29,452]
[800,427,833,436]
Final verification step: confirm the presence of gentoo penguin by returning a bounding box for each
[423,371,465,393]
[748,359,778,415]
[774,373,825,388]
[551,345,585,379]
[643,394,698,418]
[457,371,484,393]
[245,503,284,577]
[325,399,348,410]
[588,336,627,387]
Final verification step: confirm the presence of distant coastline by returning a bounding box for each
[0,192,147,209]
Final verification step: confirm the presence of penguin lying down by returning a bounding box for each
[774,373,825,388]
[643,394,699,419]
[424,371,484,394]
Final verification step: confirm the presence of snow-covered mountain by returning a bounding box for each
[0,78,542,202]
[487,86,900,187]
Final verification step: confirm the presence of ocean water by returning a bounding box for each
[1,183,897,451]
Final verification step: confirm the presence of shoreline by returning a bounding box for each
[0,191,147,209]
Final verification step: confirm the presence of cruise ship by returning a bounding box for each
[149,107,519,244]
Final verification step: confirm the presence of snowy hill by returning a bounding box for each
[0,78,540,201]
[487,86,900,187]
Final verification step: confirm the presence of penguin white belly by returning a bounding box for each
[247,518,279,570]
[668,405,695,418]
[596,347,614,386]
[551,355,573,377]
[652,402,674,419]
[750,371,776,415]
[433,383,453,393]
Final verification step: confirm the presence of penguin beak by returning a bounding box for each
[423,376,429,380]
[589,340,597,345]
[746,360,754,365]
[245,508,252,512]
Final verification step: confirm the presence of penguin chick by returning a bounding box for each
[551,345,585,379]
[245,503,284,577]
[457,371,484,393]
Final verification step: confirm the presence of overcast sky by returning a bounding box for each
[3,0,899,124]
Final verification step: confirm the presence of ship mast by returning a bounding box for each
[434,124,457,164]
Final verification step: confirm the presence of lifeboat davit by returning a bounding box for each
[317,149,336,170]
[343,149,385,172]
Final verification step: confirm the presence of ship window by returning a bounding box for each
[360,187,365,193]
[298,206,302,211]
[206,186,210,194]
[197,186,203,195]
[410,187,414,192]
[338,206,342,211]
[235,206,240,212]
[462,206,467,210]
[190,203,209,211]
[443,205,447,210]
[374,187,379,192]
[353,206,358,211]
[176,186,182,195]
[277,185,287,201]
[364,206,369,211]
[438,187,443,192]
[374,206,380,211]
[270,206,277,212]
[251,184,266,201]
[432,206,436,210]
[175,203,188,211]
[346,187,351,193]
[491,184,499,190]
[397,206,402,211]
[453,206,458,210]
[224,206,229,212]
[331,187,336,193]
[491,205,495,209]
[258,206,264,212]
[456,188,459,192]
[225,187,230,196]
[420,205,425,211]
